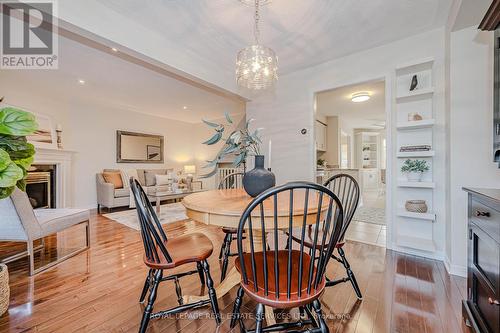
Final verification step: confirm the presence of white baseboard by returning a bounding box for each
[391,243,444,261]
[445,255,467,277]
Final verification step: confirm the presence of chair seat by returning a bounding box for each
[144,233,213,269]
[235,250,325,309]
[221,227,246,234]
[35,208,90,237]
[114,188,130,198]
[286,227,345,250]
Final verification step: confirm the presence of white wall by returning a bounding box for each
[448,26,500,275]
[247,28,445,181]
[325,116,340,166]
[247,28,447,259]
[0,85,244,208]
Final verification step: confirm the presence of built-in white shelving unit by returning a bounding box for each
[394,58,437,254]
[397,181,435,188]
[397,119,435,130]
[397,210,436,221]
[397,151,435,158]
[355,132,380,169]
[396,87,434,100]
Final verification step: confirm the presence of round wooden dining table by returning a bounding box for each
[181,188,328,322]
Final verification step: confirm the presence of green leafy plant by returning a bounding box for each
[0,99,38,199]
[401,159,430,173]
[317,158,326,167]
[201,112,262,178]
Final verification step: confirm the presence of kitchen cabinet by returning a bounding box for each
[360,169,379,190]
[315,120,327,151]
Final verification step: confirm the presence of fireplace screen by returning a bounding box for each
[26,172,51,209]
[25,165,56,209]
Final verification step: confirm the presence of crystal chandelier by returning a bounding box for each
[236,0,278,90]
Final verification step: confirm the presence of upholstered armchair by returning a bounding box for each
[1,189,90,275]
[96,170,130,213]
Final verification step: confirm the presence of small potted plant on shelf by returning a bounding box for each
[401,159,429,182]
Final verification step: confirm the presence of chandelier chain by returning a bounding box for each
[254,0,260,44]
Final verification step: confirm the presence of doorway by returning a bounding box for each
[314,79,387,247]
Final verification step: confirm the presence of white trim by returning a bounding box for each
[311,74,393,249]
[396,119,435,130]
[445,255,467,277]
[395,57,435,71]
[397,151,435,158]
[391,242,444,261]
[385,74,394,249]
[33,148,76,208]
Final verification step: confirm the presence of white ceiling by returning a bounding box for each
[316,80,385,129]
[452,0,492,31]
[95,0,453,76]
[0,35,245,123]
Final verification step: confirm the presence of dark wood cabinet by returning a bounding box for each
[463,188,500,333]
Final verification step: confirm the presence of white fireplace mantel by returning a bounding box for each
[33,148,76,208]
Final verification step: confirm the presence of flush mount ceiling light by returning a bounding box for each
[238,0,271,5]
[78,79,85,85]
[351,92,370,103]
[236,0,278,90]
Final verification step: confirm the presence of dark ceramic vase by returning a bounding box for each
[243,155,276,197]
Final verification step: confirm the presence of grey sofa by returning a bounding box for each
[96,168,173,212]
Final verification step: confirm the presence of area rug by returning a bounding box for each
[103,203,188,231]
[353,206,386,225]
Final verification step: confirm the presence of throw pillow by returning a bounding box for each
[102,172,123,189]
[121,169,139,188]
[155,174,171,186]
[144,169,167,186]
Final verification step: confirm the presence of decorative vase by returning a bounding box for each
[405,200,428,213]
[243,155,276,197]
[406,171,423,182]
[0,264,9,317]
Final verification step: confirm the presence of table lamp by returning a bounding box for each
[184,165,196,190]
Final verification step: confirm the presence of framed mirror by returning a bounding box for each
[116,131,164,163]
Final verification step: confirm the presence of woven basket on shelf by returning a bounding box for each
[0,264,9,317]
[405,200,428,213]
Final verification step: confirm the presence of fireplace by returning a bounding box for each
[26,165,56,209]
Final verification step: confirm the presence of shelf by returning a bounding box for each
[396,87,434,100]
[397,235,436,252]
[395,57,434,71]
[397,181,435,188]
[397,210,436,221]
[397,119,435,130]
[397,151,435,158]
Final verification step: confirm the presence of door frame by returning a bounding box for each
[312,74,393,248]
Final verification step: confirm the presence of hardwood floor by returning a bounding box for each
[0,213,471,333]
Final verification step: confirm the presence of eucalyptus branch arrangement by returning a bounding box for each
[0,98,38,199]
[401,159,430,173]
[201,112,263,178]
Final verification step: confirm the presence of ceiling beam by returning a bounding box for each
[479,0,500,30]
